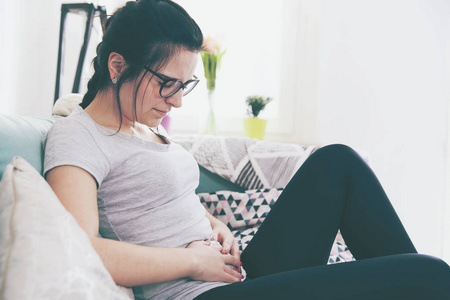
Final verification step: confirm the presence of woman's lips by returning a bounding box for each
[153,108,169,117]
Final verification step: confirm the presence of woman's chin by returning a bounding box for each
[145,118,162,128]
[140,112,163,128]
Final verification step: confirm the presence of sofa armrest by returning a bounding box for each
[196,166,245,194]
[0,114,54,180]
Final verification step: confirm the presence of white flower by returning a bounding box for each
[203,35,226,53]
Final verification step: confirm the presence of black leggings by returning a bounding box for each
[196,144,450,299]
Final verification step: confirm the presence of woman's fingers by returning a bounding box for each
[221,244,231,254]
[223,262,244,282]
[220,235,235,254]
[222,272,242,283]
[230,241,240,259]
[217,238,242,271]
[210,241,223,252]
[223,251,241,268]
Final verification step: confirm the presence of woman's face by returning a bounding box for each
[119,50,199,128]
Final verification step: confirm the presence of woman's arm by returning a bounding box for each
[46,165,242,286]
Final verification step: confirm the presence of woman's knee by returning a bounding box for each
[313,144,357,158]
[390,254,450,292]
[308,144,363,169]
[409,254,450,277]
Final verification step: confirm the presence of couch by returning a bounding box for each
[0,111,354,299]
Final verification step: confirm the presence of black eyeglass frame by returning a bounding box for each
[144,67,200,98]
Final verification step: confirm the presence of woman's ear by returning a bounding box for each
[108,52,126,81]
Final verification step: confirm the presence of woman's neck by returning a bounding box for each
[84,90,167,144]
[85,90,132,131]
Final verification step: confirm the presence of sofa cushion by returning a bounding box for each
[198,188,283,230]
[0,114,54,180]
[0,157,133,299]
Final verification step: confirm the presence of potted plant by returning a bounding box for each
[244,95,272,140]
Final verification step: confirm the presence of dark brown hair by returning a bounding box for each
[80,0,203,128]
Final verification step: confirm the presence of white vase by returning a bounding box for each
[203,89,216,135]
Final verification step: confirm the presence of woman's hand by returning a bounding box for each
[205,210,241,259]
[187,241,242,283]
[211,221,241,261]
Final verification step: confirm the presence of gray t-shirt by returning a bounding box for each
[43,106,227,299]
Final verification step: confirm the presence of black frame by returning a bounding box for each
[144,67,200,98]
[54,3,107,103]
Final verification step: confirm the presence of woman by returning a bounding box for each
[44,0,450,299]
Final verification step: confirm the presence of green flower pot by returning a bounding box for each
[244,117,267,140]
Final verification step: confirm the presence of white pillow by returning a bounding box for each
[53,93,83,116]
[0,157,134,300]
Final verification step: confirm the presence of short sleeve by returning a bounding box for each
[43,118,110,187]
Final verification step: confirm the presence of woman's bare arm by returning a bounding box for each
[46,165,241,286]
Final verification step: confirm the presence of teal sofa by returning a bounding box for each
[0,115,54,179]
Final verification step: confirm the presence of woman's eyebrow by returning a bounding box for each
[157,72,177,81]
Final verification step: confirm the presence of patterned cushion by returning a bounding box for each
[198,188,283,230]
[231,226,260,252]
[328,232,355,264]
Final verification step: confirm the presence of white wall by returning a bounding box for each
[258,0,450,259]
[312,0,450,257]
[0,0,124,117]
[1,0,69,117]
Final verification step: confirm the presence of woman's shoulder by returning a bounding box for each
[43,106,111,182]
[49,107,95,136]
[44,108,103,154]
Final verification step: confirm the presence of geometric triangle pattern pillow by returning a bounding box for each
[198,188,283,230]
[328,231,355,264]
[231,226,260,252]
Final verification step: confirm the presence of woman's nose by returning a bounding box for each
[165,91,183,108]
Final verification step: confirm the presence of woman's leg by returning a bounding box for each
[196,144,450,300]
[196,254,450,300]
[241,144,417,278]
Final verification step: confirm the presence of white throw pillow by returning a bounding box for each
[0,157,134,300]
[52,93,83,117]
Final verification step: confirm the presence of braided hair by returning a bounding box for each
[81,0,203,127]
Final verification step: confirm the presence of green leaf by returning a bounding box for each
[245,95,273,117]
[201,50,225,90]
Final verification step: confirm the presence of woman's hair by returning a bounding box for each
[80,0,203,127]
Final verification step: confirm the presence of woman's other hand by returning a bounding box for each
[205,211,241,267]
[187,241,242,283]
[211,221,241,263]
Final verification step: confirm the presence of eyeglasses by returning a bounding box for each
[144,67,200,98]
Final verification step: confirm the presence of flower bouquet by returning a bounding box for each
[201,36,226,134]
